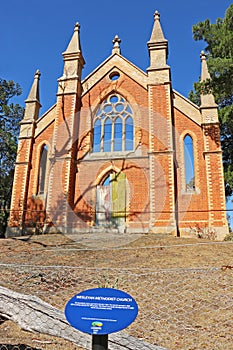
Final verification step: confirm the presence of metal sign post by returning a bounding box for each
[92,334,108,350]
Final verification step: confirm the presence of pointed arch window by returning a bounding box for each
[93,94,134,153]
[37,144,48,195]
[184,135,195,191]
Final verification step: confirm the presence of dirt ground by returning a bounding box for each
[1,233,233,350]
[1,233,233,269]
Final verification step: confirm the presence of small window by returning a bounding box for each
[109,72,120,81]
[184,135,195,191]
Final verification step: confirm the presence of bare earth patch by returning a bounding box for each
[1,233,233,349]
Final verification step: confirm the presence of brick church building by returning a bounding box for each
[6,11,229,238]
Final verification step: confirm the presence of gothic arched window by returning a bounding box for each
[93,94,134,153]
[184,135,195,191]
[37,144,48,195]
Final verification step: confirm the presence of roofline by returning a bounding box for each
[81,52,147,85]
[173,89,200,111]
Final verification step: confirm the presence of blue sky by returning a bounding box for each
[1,0,232,113]
[1,0,232,225]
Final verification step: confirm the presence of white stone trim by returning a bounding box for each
[82,54,148,95]
[173,90,201,125]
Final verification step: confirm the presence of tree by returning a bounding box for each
[0,78,24,235]
[190,4,233,198]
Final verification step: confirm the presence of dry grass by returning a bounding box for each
[1,233,233,269]
[1,233,233,350]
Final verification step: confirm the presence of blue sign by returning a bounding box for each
[65,288,138,335]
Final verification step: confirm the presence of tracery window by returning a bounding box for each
[184,135,195,191]
[93,94,134,153]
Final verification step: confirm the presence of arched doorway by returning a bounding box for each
[96,172,126,229]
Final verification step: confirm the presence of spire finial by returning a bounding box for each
[63,22,82,55]
[35,69,41,79]
[74,22,80,32]
[200,50,206,61]
[148,10,167,43]
[112,35,121,54]
[61,21,85,80]
[24,69,41,120]
[25,69,41,104]
[199,50,218,112]
[154,10,160,21]
[200,50,210,81]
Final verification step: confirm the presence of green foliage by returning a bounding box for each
[224,230,233,241]
[190,4,233,198]
[0,78,24,235]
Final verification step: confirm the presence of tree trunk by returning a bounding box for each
[0,285,90,347]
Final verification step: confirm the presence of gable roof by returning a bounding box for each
[82,53,148,95]
[38,51,203,128]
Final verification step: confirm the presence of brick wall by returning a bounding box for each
[7,60,229,237]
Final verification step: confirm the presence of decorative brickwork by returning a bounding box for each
[6,11,229,238]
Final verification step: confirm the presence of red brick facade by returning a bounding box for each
[6,13,229,238]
